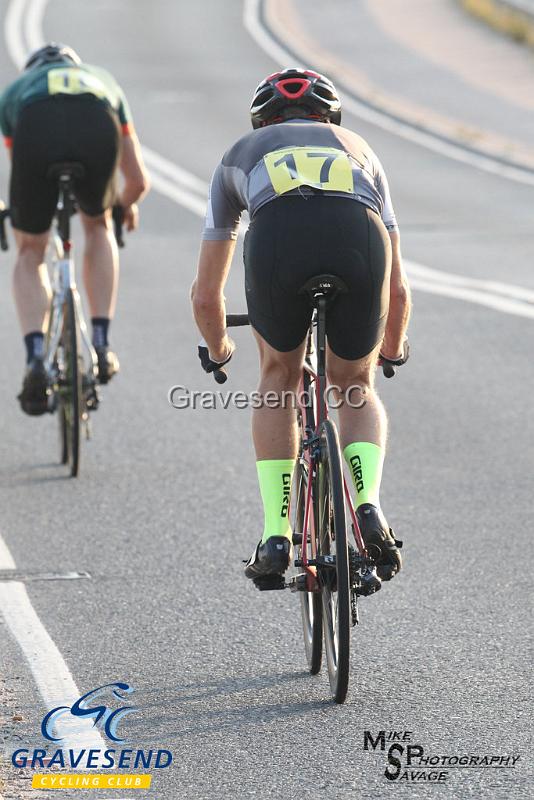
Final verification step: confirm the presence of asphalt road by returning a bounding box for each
[0,2,532,799]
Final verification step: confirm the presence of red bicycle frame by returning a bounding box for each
[296,323,366,593]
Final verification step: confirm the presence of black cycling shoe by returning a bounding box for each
[95,346,120,385]
[244,536,293,580]
[356,503,402,581]
[17,358,52,416]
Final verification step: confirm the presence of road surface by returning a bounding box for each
[0,1,532,798]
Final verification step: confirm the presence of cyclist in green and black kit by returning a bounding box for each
[0,43,150,415]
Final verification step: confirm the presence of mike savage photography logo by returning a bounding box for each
[363,729,520,785]
[11,681,172,791]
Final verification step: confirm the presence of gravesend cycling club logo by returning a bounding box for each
[11,681,173,791]
[41,682,136,743]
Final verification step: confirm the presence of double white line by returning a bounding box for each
[5,0,534,320]
[144,155,534,318]
[0,0,533,762]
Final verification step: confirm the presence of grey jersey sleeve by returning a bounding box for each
[373,156,398,232]
[202,162,244,241]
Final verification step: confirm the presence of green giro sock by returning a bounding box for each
[256,459,296,543]
[343,442,384,508]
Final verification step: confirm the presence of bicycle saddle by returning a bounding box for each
[298,274,348,305]
[46,162,86,182]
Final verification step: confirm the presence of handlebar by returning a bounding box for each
[200,314,408,382]
[226,313,249,327]
[379,339,410,378]
[381,362,396,379]
[0,204,125,251]
[0,204,9,251]
[112,205,125,248]
[198,314,250,385]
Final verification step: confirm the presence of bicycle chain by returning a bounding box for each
[348,544,359,626]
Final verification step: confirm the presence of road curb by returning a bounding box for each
[459,0,534,47]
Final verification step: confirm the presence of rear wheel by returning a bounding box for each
[59,404,68,464]
[59,288,81,477]
[316,419,350,703]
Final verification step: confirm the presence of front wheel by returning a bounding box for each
[316,419,350,703]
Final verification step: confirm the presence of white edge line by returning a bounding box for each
[407,261,534,304]
[4,0,26,68]
[1,0,106,754]
[407,274,534,319]
[0,581,106,751]
[24,0,46,51]
[0,0,533,754]
[12,0,534,314]
[242,0,534,188]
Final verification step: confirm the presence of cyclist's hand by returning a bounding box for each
[198,338,235,383]
[122,203,139,232]
[379,338,410,378]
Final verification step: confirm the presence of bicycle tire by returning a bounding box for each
[294,458,323,674]
[60,288,81,477]
[316,418,350,703]
[45,301,68,465]
[59,404,68,464]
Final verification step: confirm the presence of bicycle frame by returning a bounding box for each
[45,178,98,382]
[296,303,366,593]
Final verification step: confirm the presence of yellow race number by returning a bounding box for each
[264,146,354,195]
[48,68,107,100]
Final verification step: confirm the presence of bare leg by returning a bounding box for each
[252,331,307,459]
[326,343,387,450]
[80,210,119,319]
[12,230,51,335]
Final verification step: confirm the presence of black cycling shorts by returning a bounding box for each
[10,95,121,234]
[243,196,391,360]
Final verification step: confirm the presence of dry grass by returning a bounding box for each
[460,0,534,46]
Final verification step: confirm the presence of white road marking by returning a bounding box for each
[4,0,26,68]
[0,577,105,749]
[23,0,45,52]
[243,0,534,187]
[142,146,209,196]
[407,261,534,305]
[8,0,534,321]
[0,535,16,569]
[1,2,120,750]
[0,0,532,749]
[1,533,104,748]
[407,275,534,319]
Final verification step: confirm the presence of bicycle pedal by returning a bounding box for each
[292,532,303,545]
[390,529,403,549]
[355,569,382,597]
[252,575,286,591]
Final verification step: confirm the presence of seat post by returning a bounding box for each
[57,175,74,244]
[316,295,327,427]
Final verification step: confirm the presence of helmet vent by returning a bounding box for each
[275,78,311,99]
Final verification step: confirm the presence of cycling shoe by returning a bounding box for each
[356,503,402,581]
[244,536,293,579]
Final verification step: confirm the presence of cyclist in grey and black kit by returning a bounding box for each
[191,68,411,583]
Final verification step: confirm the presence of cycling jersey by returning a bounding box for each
[0,62,133,147]
[203,119,398,240]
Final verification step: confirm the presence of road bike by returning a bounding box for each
[203,274,399,703]
[0,162,124,478]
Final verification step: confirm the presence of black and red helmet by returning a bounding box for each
[250,68,341,129]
